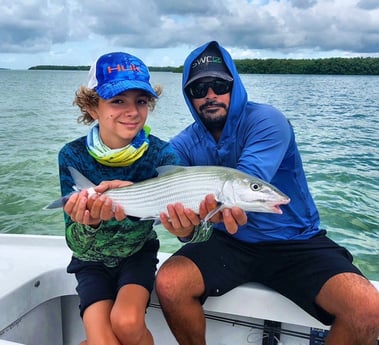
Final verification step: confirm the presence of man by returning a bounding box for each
[156,41,379,345]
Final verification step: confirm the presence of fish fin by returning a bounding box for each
[203,202,224,222]
[156,165,185,176]
[68,167,96,190]
[152,218,162,226]
[139,216,159,221]
[129,216,161,226]
[139,217,162,227]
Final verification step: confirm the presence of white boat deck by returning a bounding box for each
[0,234,378,345]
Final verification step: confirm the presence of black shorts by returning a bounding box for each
[173,230,363,325]
[67,238,159,316]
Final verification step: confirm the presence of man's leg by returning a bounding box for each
[155,256,207,345]
[316,272,379,345]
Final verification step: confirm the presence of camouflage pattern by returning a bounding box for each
[58,134,181,267]
[65,215,157,267]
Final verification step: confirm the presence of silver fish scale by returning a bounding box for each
[104,168,228,218]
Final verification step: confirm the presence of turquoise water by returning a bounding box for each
[0,70,378,280]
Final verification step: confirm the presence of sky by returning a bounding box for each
[1,0,379,70]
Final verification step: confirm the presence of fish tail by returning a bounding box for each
[44,167,96,210]
[43,194,72,209]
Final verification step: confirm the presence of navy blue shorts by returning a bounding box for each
[67,238,159,316]
[173,230,363,325]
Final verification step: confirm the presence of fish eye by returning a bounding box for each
[250,182,262,191]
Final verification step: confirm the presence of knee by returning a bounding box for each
[155,267,177,303]
[155,260,190,303]
[111,312,145,345]
[156,256,204,304]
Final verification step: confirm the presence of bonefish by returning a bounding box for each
[45,165,290,221]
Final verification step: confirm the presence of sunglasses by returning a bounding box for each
[187,79,232,99]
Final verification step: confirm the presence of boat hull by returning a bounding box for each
[1,234,377,345]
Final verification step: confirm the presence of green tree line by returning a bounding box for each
[29,65,90,71]
[29,57,379,75]
[233,57,379,75]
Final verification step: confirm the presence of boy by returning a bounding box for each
[59,52,180,345]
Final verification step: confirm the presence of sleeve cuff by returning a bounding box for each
[178,221,213,243]
[83,221,103,234]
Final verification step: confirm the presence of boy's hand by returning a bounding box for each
[94,180,133,193]
[160,203,200,238]
[64,180,132,225]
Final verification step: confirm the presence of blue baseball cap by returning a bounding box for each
[87,52,158,99]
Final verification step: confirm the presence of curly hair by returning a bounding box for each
[73,85,163,125]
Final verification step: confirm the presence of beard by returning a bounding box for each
[197,101,228,131]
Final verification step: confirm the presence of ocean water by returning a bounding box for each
[0,70,378,280]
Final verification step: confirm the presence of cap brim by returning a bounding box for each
[96,80,158,99]
[185,71,233,88]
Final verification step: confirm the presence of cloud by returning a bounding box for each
[357,0,379,10]
[0,1,72,53]
[291,0,317,9]
[0,0,378,69]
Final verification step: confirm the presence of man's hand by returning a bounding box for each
[160,194,248,237]
[199,194,247,234]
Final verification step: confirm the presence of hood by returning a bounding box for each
[182,41,248,139]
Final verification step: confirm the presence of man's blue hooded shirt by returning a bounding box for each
[171,41,322,242]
